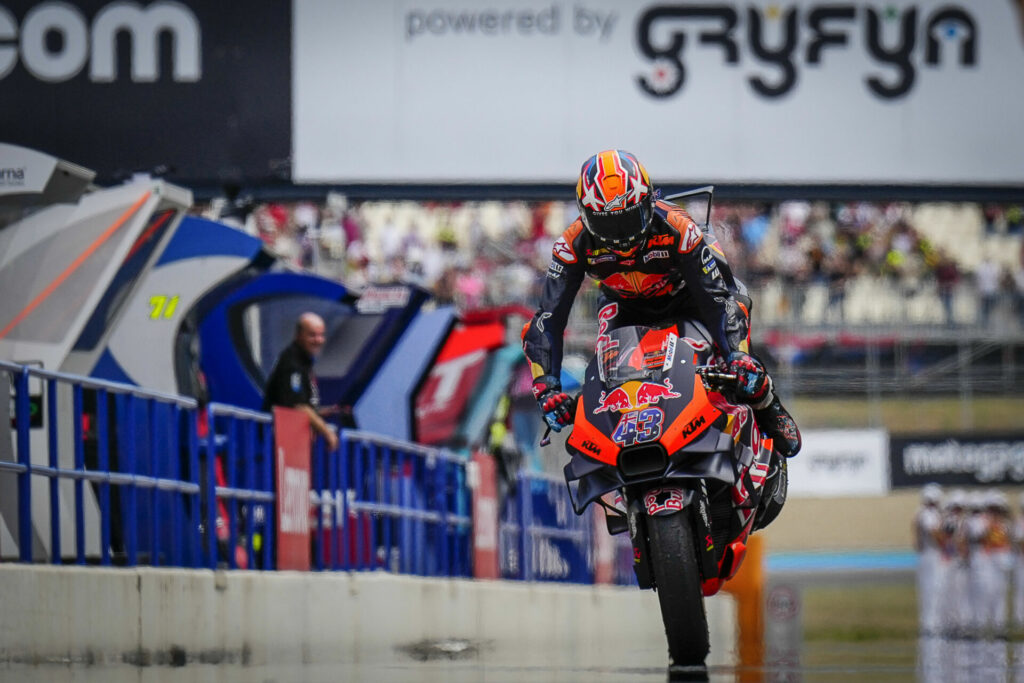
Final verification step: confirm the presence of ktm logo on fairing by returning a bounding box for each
[581,440,601,455]
[682,414,706,437]
[646,234,673,247]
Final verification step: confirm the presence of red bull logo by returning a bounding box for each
[593,386,632,413]
[593,379,681,414]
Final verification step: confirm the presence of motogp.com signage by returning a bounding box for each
[0,0,291,183]
[890,433,1024,487]
[294,0,1024,185]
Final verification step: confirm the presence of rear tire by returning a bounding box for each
[647,511,710,666]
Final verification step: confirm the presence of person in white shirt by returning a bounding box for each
[914,483,945,634]
[964,491,990,633]
[980,490,1012,635]
[1011,493,1024,630]
[974,255,1003,327]
[938,490,969,634]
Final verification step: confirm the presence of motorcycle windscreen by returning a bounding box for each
[597,326,676,384]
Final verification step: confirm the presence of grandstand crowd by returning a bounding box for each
[197,196,1024,328]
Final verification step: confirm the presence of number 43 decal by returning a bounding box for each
[612,408,664,446]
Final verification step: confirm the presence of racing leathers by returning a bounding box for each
[523,198,802,457]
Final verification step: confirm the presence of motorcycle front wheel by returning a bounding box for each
[647,511,710,666]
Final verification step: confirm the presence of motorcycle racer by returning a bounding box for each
[523,149,801,457]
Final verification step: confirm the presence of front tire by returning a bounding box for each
[647,511,710,666]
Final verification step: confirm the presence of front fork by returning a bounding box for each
[626,482,718,589]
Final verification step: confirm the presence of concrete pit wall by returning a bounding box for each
[0,565,736,670]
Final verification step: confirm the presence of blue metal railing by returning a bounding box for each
[499,471,593,583]
[202,403,275,571]
[309,430,472,577]
[0,361,203,566]
[2,361,623,586]
[498,471,636,586]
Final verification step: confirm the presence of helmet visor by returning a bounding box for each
[583,200,652,248]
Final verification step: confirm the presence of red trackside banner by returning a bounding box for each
[471,451,499,579]
[274,407,311,571]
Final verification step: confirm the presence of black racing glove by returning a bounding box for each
[532,374,574,432]
[727,352,769,405]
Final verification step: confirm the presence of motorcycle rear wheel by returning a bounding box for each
[647,511,710,666]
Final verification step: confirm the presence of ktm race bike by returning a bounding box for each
[558,317,787,666]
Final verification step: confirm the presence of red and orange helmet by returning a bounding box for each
[576,150,653,250]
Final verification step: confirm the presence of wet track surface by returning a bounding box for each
[6,568,1022,682]
[4,642,1020,682]
[6,652,1014,683]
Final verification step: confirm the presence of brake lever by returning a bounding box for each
[696,365,738,391]
[538,394,579,447]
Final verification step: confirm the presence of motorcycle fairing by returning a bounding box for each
[642,485,695,516]
[658,375,721,453]
[568,323,729,463]
[565,393,621,465]
[568,372,727,465]
[565,443,740,515]
[730,435,773,532]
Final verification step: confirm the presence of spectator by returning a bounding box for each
[975,254,1002,327]
[938,490,969,633]
[964,492,988,632]
[1008,205,1024,235]
[914,484,944,635]
[209,182,254,231]
[740,204,771,252]
[934,251,960,325]
[980,490,1012,635]
[1012,265,1024,328]
[262,312,339,452]
[1012,493,1024,629]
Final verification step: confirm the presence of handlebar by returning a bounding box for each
[696,365,738,387]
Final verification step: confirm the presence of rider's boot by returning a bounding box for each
[753,454,787,531]
[753,391,802,457]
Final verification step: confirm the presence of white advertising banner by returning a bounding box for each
[294,1,1024,185]
[786,429,890,497]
